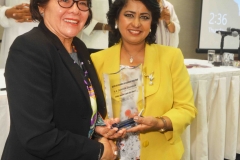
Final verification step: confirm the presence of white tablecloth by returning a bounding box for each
[182,59,240,160]
[0,69,9,158]
[1,60,240,159]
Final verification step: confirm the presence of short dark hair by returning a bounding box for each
[30,0,92,28]
[107,0,160,45]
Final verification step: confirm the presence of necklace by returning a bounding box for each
[123,46,145,64]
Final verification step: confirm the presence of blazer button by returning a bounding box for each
[142,141,149,147]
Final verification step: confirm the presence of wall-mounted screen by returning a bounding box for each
[196,0,240,53]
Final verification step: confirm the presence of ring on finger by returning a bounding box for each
[114,151,118,155]
[26,18,29,21]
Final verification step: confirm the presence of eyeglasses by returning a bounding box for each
[58,0,90,11]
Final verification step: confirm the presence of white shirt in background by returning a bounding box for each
[156,0,180,47]
[0,0,38,68]
[79,0,110,50]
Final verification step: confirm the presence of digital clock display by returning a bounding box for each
[209,13,227,25]
[199,0,240,50]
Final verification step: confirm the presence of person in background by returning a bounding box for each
[156,0,180,47]
[78,0,113,54]
[1,0,122,159]
[91,0,197,159]
[0,0,38,68]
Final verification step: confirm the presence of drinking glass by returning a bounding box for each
[208,50,215,63]
[212,54,222,67]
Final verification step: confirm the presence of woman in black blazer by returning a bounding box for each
[1,0,118,159]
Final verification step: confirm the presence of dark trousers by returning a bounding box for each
[237,154,240,160]
[224,154,240,160]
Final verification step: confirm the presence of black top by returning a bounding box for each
[1,21,106,160]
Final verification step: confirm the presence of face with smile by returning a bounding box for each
[117,0,152,45]
[39,0,89,42]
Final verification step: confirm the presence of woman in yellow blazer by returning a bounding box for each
[91,0,197,159]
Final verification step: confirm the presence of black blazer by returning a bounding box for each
[1,22,106,160]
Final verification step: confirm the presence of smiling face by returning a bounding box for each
[116,0,152,46]
[38,0,89,42]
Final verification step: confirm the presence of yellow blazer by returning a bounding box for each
[91,42,197,160]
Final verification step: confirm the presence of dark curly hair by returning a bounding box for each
[107,0,160,45]
[30,0,92,28]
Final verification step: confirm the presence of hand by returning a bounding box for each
[5,3,32,22]
[98,137,118,160]
[95,118,127,139]
[160,7,171,24]
[126,116,161,133]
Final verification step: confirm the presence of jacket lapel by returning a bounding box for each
[98,44,122,118]
[58,45,91,106]
[102,43,161,99]
[74,39,107,117]
[39,22,91,106]
[102,44,121,74]
[143,44,160,98]
[100,43,161,116]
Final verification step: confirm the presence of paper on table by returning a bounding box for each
[184,59,213,68]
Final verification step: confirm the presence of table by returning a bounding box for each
[1,60,240,159]
[0,69,9,158]
[182,59,240,160]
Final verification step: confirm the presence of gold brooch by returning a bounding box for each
[143,72,154,85]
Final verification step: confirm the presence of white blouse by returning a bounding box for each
[0,0,38,68]
[156,0,180,47]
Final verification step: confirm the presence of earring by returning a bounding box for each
[149,29,151,32]
[40,12,44,17]
[115,23,118,29]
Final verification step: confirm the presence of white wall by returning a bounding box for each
[170,0,206,59]
[0,26,3,51]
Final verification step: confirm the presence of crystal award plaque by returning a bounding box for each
[103,64,145,129]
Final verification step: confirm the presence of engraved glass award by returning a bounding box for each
[103,64,145,130]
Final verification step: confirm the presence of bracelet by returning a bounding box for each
[102,24,106,33]
[156,117,167,133]
[98,143,104,160]
[167,21,172,27]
